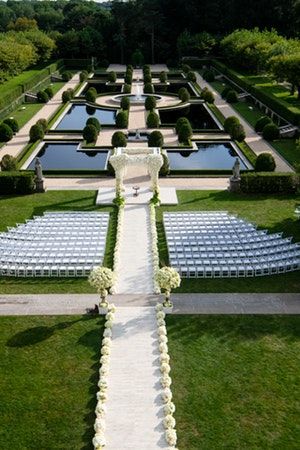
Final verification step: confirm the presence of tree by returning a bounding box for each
[178,87,190,102]
[19,30,56,61]
[0,35,36,77]
[8,17,37,31]
[111,131,127,147]
[132,49,144,67]
[147,111,159,128]
[29,124,44,142]
[121,96,130,111]
[148,130,164,147]
[86,117,101,133]
[3,118,19,133]
[270,53,300,98]
[116,111,128,128]
[0,154,17,171]
[0,123,13,142]
[83,124,98,144]
[178,122,192,144]
[145,96,157,111]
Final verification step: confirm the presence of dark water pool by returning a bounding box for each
[28,143,109,170]
[55,104,116,130]
[159,103,220,129]
[155,81,196,96]
[167,142,248,170]
[82,82,122,95]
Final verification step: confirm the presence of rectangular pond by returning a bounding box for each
[167,142,249,170]
[55,104,116,131]
[159,103,220,129]
[27,142,109,170]
[155,81,197,96]
[82,82,122,95]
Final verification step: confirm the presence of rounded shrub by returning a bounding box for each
[37,90,49,103]
[111,131,127,147]
[80,70,89,82]
[159,152,170,176]
[116,111,128,128]
[0,154,17,171]
[61,71,72,81]
[29,124,44,142]
[3,118,19,133]
[145,96,157,111]
[221,86,231,99]
[36,118,48,132]
[148,130,164,147]
[143,73,152,84]
[175,117,189,134]
[226,90,238,103]
[121,96,130,111]
[86,117,101,132]
[255,152,276,172]
[224,116,240,135]
[85,88,97,103]
[44,86,54,99]
[178,122,192,144]
[178,87,190,102]
[108,71,117,82]
[187,71,196,82]
[83,124,98,144]
[201,87,214,104]
[203,70,215,82]
[0,123,13,142]
[255,116,272,132]
[123,84,131,94]
[144,83,154,94]
[147,111,159,128]
[159,71,167,83]
[262,123,280,141]
[62,89,72,103]
[231,123,246,142]
[182,64,191,74]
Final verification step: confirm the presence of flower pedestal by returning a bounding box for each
[162,293,173,314]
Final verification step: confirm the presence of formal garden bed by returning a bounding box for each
[167,314,300,450]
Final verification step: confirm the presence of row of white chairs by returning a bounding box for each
[0,265,93,277]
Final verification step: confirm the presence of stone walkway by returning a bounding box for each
[1,293,299,315]
[114,204,154,294]
[105,307,167,449]
[1,74,80,159]
[195,72,293,172]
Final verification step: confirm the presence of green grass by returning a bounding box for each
[167,315,300,450]
[0,315,104,449]
[0,191,117,294]
[271,139,300,167]
[157,190,300,292]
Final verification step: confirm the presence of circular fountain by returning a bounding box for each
[112,93,162,105]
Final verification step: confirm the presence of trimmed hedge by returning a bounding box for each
[240,172,299,193]
[0,172,35,195]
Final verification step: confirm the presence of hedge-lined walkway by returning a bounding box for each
[1,74,80,160]
[195,73,293,172]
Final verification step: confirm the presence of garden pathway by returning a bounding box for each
[1,74,80,160]
[195,72,293,172]
[105,306,167,449]
[114,204,154,294]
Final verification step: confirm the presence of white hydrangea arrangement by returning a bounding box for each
[92,304,116,449]
[110,205,124,294]
[88,266,115,308]
[155,303,178,449]
[156,266,181,307]
[149,203,161,294]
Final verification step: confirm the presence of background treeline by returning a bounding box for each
[0,0,299,73]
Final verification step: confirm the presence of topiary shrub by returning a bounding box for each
[37,90,49,103]
[262,123,280,141]
[255,116,272,132]
[255,153,276,172]
[125,73,132,84]
[147,111,159,128]
[178,87,190,102]
[121,96,130,111]
[221,86,231,99]
[62,89,72,103]
[3,118,19,133]
[36,118,48,132]
[111,131,127,147]
[108,71,117,82]
[144,83,154,94]
[226,90,238,103]
[86,117,101,132]
[116,110,128,128]
[123,84,131,94]
[83,124,98,144]
[159,71,167,83]
[0,123,13,142]
[231,123,246,142]
[143,65,151,73]
[44,86,54,99]
[143,73,152,84]
[201,87,214,104]
[175,117,189,134]
[159,151,170,176]
[61,71,72,81]
[224,116,240,135]
[127,65,133,71]
[182,64,191,74]
[145,96,157,111]
[29,124,44,142]
[0,154,17,171]
[203,69,215,82]
[148,130,164,147]
[187,71,196,82]
[85,88,97,103]
[178,121,192,144]
[80,70,89,82]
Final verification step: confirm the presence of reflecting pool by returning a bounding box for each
[55,104,116,130]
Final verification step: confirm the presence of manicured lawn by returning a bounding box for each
[272,139,300,167]
[0,191,117,294]
[0,315,103,449]
[167,315,300,450]
[157,190,300,292]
